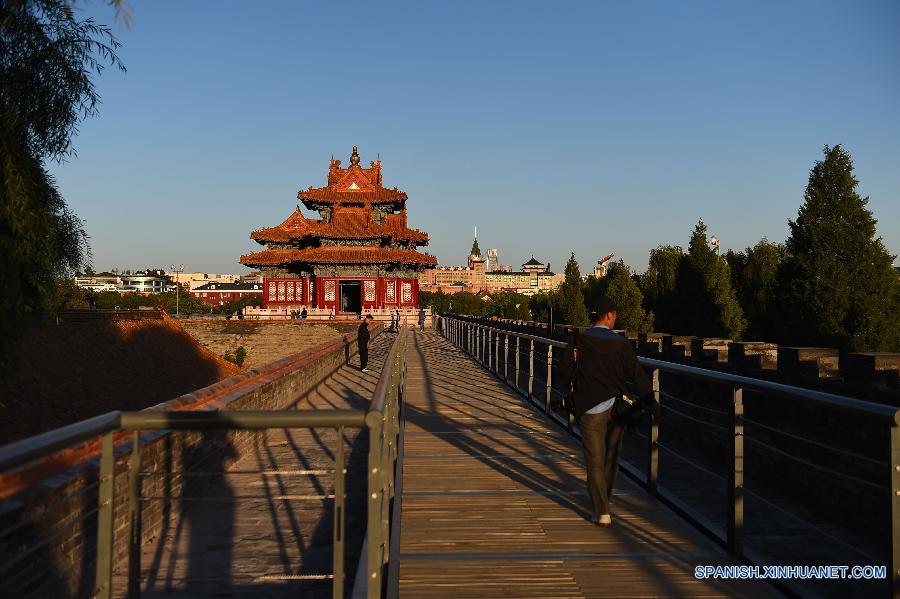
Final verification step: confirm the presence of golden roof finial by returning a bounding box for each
[350,145,360,166]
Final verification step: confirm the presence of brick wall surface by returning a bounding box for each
[0,324,382,599]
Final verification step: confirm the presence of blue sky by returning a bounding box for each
[52,0,900,275]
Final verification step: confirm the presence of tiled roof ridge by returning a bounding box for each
[240,246,438,268]
[250,206,428,245]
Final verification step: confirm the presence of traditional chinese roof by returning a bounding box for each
[240,246,438,268]
[250,207,429,245]
[523,255,544,266]
[298,146,408,208]
[243,147,434,273]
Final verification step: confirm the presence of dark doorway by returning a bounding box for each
[340,280,361,314]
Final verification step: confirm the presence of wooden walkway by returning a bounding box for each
[397,330,777,598]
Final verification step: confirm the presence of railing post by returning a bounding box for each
[333,425,346,599]
[890,423,900,596]
[514,336,520,391]
[528,339,535,399]
[727,386,744,557]
[127,431,142,599]
[545,344,553,413]
[493,330,499,373]
[647,369,659,495]
[476,326,481,362]
[367,415,384,597]
[95,431,115,599]
[504,334,509,383]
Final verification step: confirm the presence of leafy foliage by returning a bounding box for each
[552,253,588,326]
[585,260,653,332]
[419,290,452,315]
[672,220,746,338]
[777,145,900,351]
[1,0,123,356]
[224,346,246,367]
[639,245,684,331]
[726,239,784,341]
[485,291,531,320]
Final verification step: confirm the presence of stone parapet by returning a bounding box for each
[0,323,383,598]
[690,338,731,368]
[728,342,779,372]
[777,347,840,382]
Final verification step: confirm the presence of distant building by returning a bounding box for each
[190,282,264,308]
[74,274,119,292]
[486,256,564,295]
[165,271,243,290]
[420,240,564,296]
[75,272,174,294]
[118,273,174,294]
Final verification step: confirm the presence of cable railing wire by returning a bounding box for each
[659,391,730,416]
[660,403,730,433]
[743,436,887,490]
[742,417,887,468]
[741,485,880,563]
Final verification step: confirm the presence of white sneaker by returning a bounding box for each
[362,368,370,373]
[596,514,611,527]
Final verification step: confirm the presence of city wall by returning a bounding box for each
[0,323,383,599]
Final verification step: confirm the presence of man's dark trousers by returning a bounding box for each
[359,344,368,370]
[579,408,625,518]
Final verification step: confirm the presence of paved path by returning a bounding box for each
[112,333,395,598]
[397,330,777,598]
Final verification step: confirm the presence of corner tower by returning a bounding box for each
[241,147,437,314]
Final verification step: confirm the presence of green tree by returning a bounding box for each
[673,220,746,338]
[586,261,654,332]
[727,239,784,341]
[419,290,452,315]
[553,253,589,326]
[778,145,900,351]
[442,291,487,317]
[1,0,123,356]
[639,245,684,331]
[486,291,530,320]
[528,291,552,322]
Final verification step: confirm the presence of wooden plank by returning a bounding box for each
[398,330,776,598]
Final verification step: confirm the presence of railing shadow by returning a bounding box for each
[407,329,749,597]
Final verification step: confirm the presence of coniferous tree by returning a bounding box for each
[778,145,900,351]
[554,253,589,326]
[586,261,653,332]
[727,239,784,341]
[640,245,685,331]
[674,220,746,338]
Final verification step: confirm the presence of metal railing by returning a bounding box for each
[438,315,900,597]
[0,327,407,599]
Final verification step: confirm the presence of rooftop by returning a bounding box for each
[240,246,438,268]
[251,207,428,245]
[297,146,407,208]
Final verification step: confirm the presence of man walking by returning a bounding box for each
[358,314,373,372]
[418,308,426,332]
[572,296,661,527]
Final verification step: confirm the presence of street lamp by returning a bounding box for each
[710,236,721,257]
[170,263,185,316]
